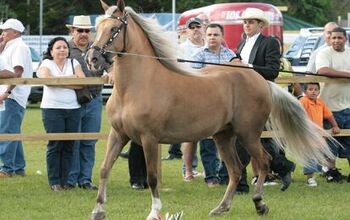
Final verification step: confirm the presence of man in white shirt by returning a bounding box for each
[178,17,205,61]
[0,18,33,178]
[0,56,7,71]
[306,22,338,74]
[316,27,350,182]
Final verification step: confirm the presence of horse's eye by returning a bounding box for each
[111,27,118,32]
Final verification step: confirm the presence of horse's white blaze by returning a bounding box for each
[94,31,103,45]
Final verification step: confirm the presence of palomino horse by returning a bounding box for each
[87,0,335,219]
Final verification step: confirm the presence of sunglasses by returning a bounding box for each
[76,29,91,33]
[189,25,202,30]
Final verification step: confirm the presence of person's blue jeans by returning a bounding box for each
[325,108,350,158]
[0,98,26,174]
[68,95,102,185]
[42,108,81,186]
[199,138,227,183]
[303,160,321,174]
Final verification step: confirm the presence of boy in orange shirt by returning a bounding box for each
[299,82,340,186]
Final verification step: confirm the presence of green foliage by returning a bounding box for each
[284,0,332,26]
[0,106,349,219]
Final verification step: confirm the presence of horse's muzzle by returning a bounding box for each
[85,48,106,72]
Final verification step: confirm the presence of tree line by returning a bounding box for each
[0,0,349,35]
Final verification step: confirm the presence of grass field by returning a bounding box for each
[0,105,349,220]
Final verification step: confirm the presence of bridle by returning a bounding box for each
[90,12,128,64]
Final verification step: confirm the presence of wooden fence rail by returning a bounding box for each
[1,130,350,142]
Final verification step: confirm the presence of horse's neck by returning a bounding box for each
[113,52,160,96]
[113,21,163,94]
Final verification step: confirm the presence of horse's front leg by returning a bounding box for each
[142,137,162,220]
[91,128,129,220]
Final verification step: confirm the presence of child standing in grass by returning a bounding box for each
[299,82,340,186]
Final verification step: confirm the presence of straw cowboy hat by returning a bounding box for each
[239,8,270,27]
[66,15,94,29]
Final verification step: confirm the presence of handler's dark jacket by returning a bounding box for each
[237,34,280,81]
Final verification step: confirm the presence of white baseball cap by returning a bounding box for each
[0,18,25,32]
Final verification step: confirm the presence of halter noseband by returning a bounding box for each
[91,12,128,63]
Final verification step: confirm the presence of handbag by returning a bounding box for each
[71,59,93,104]
[75,87,93,104]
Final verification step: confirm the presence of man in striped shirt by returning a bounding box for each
[191,23,235,69]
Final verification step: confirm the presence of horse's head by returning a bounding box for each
[86,0,128,72]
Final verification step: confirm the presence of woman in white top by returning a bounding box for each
[37,37,85,192]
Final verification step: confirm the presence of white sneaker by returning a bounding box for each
[322,166,329,173]
[264,180,278,186]
[307,177,318,187]
[192,170,203,177]
[251,176,278,186]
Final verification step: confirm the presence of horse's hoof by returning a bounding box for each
[91,211,106,220]
[256,204,269,216]
[209,206,229,217]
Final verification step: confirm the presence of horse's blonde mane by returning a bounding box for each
[124,7,193,75]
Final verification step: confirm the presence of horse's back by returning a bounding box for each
[202,65,271,104]
[202,66,272,135]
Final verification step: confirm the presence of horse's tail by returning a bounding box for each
[267,81,336,166]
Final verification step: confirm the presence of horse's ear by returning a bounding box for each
[116,0,125,12]
[100,0,109,11]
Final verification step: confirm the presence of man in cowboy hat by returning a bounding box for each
[234,8,296,192]
[66,15,111,190]
[236,7,280,81]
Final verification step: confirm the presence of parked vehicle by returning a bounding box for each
[284,27,350,73]
[27,47,42,104]
[102,84,113,102]
[178,2,283,51]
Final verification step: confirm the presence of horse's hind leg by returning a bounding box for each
[141,136,162,220]
[239,135,270,215]
[209,130,241,216]
[91,128,129,220]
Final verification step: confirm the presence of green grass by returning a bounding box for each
[0,106,349,220]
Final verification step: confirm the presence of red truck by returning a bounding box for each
[178,2,283,51]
